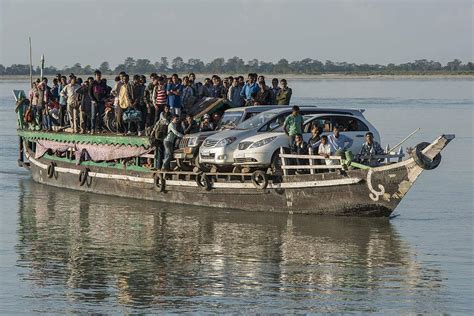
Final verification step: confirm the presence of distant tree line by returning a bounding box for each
[1,57,473,76]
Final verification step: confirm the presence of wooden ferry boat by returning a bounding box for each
[16,129,454,217]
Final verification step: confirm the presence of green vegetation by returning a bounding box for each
[1,57,473,76]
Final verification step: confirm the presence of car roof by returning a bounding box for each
[224,105,286,113]
[262,106,365,117]
[224,105,366,117]
[303,113,363,122]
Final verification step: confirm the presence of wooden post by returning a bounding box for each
[308,148,315,174]
[280,147,287,176]
[397,147,404,162]
[18,137,24,164]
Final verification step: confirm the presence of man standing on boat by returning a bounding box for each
[166,74,182,117]
[240,73,259,106]
[89,70,108,133]
[162,115,183,171]
[276,79,292,105]
[60,76,81,133]
[117,74,133,134]
[284,106,304,146]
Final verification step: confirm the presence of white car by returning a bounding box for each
[233,113,381,170]
[199,107,371,168]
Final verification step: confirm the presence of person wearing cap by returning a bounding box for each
[199,114,214,132]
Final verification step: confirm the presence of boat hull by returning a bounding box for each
[20,133,454,217]
[25,155,423,217]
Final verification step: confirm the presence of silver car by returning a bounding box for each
[199,107,367,168]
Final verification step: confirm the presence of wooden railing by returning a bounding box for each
[279,147,344,175]
[279,146,405,175]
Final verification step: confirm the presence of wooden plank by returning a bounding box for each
[280,147,288,176]
[357,154,404,159]
[308,148,315,175]
[281,165,343,170]
[280,153,342,160]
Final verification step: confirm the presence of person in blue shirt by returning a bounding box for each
[240,73,259,106]
[166,74,182,116]
[327,125,353,155]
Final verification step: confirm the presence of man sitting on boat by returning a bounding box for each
[358,132,384,167]
[290,133,308,172]
[328,125,353,156]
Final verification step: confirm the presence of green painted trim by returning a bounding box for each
[43,153,153,173]
[347,161,371,170]
[18,129,150,147]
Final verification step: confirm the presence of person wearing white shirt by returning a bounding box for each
[318,135,335,166]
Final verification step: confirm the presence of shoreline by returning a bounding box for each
[1,73,473,81]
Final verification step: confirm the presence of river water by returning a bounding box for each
[0,78,472,314]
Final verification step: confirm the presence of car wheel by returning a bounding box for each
[270,151,283,175]
[194,155,210,173]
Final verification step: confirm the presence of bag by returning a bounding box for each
[24,106,34,123]
[149,121,168,143]
[123,108,142,123]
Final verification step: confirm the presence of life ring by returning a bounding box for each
[78,168,89,186]
[154,173,166,192]
[47,162,56,178]
[411,142,441,170]
[196,173,211,191]
[251,170,269,190]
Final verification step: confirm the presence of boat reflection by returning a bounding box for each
[16,179,443,312]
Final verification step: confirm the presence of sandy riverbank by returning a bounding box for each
[1,73,473,81]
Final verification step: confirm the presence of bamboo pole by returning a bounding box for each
[390,128,420,153]
[29,37,33,88]
[40,54,44,79]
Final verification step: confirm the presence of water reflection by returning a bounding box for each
[16,179,445,313]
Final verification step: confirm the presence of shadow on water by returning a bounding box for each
[15,179,447,314]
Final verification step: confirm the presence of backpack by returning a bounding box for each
[150,121,168,142]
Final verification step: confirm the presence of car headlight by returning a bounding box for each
[249,136,277,149]
[188,137,197,147]
[215,137,237,147]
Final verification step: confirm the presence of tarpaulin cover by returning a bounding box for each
[35,140,152,163]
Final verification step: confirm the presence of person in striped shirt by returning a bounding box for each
[152,76,168,125]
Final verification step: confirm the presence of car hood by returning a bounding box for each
[238,132,285,144]
[184,130,217,139]
[204,129,252,141]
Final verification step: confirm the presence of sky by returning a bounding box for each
[0,0,472,68]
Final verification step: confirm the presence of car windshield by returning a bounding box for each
[269,114,315,132]
[235,111,280,130]
[216,111,243,130]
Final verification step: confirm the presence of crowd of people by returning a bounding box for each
[22,72,386,171]
[23,71,293,136]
